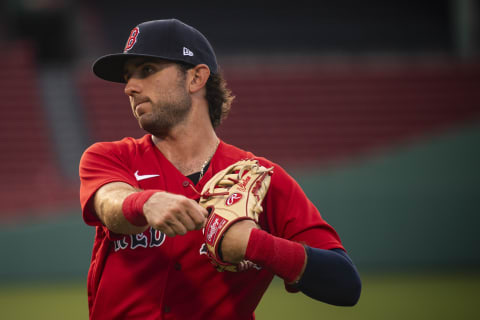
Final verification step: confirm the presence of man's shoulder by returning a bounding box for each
[217,140,276,169]
[84,135,151,154]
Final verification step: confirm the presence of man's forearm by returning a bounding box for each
[294,247,362,306]
[93,182,148,235]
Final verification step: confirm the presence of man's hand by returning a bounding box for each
[143,192,208,237]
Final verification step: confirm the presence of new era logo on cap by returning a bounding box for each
[183,47,194,56]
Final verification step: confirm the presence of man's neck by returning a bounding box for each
[151,123,219,176]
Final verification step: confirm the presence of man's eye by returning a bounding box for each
[142,65,155,75]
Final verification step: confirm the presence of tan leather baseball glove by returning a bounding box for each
[199,159,273,272]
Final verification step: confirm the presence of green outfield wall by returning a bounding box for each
[293,122,480,270]
[1,123,479,279]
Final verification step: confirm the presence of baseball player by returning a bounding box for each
[79,19,361,319]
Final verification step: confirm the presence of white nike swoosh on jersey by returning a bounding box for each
[134,170,160,181]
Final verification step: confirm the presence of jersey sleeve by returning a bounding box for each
[79,141,139,226]
[260,162,344,251]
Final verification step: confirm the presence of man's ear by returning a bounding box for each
[188,64,210,93]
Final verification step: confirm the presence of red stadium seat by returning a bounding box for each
[0,42,78,220]
[217,61,480,167]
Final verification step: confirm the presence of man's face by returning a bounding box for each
[123,58,192,137]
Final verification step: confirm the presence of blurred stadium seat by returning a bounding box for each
[218,61,480,166]
[0,42,78,220]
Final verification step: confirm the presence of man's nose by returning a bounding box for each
[124,78,142,96]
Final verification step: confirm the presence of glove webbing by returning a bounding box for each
[190,165,273,214]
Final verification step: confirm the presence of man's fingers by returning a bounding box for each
[159,224,176,237]
[167,219,188,236]
[144,192,208,235]
[176,211,197,231]
[190,206,208,229]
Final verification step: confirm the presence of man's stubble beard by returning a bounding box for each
[138,87,192,138]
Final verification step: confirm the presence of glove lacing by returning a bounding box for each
[204,163,273,213]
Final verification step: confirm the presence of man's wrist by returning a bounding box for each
[244,228,306,283]
[122,190,158,226]
[219,220,257,263]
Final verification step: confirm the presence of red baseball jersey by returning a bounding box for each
[79,134,344,319]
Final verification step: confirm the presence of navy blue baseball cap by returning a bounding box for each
[92,19,218,83]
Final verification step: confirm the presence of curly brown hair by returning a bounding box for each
[177,63,234,127]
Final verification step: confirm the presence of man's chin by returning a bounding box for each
[139,117,170,138]
[138,114,154,129]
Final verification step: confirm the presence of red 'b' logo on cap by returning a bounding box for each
[124,27,140,52]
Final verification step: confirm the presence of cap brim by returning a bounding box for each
[92,53,170,83]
